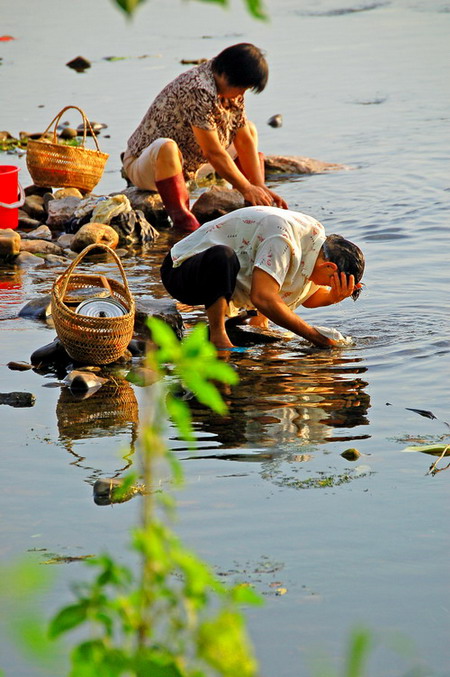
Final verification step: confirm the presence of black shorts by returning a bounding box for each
[160,245,240,310]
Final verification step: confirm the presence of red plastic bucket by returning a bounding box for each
[0,165,25,230]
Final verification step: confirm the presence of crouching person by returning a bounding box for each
[160,206,365,350]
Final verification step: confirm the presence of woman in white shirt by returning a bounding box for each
[160,206,364,349]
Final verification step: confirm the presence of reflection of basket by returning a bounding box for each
[51,243,135,365]
[56,379,139,443]
[26,105,109,192]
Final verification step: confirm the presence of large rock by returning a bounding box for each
[20,239,64,255]
[0,229,21,258]
[113,187,171,230]
[135,297,184,341]
[23,224,52,240]
[46,196,82,229]
[19,294,52,320]
[191,186,244,224]
[53,187,83,199]
[18,212,42,229]
[21,194,46,221]
[264,154,347,175]
[70,223,119,252]
[14,251,44,267]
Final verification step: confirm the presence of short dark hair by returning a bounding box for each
[211,43,268,93]
[322,234,365,300]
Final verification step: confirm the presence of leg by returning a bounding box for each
[160,245,240,348]
[206,297,234,349]
[154,140,200,233]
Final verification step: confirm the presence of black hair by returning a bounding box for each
[322,234,365,300]
[211,43,268,93]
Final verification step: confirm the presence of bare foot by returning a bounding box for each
[210,334,235,350]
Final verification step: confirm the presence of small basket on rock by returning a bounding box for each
[51,243,135,365]
[26,105,109,192]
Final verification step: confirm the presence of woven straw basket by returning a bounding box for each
[26,105,109,192]
[51,243,135,365]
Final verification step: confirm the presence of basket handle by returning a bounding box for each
[55,244,133,303]
[38,105,103,152]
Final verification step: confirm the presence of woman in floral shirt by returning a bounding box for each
[160,206,365,349]
[123,43,287,233]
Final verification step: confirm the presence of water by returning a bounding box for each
[1,0,449,675]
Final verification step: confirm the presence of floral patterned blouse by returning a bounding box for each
[126,61,247,179]
[170,206,326,314]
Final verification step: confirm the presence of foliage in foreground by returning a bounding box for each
[112,0,267,21]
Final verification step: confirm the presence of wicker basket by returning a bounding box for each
[26,105,109,192]
[51,243,135,365]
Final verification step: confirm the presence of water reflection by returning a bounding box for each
[179,345,371,456]
[56,378,139,477]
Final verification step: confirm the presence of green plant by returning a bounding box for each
[113,0,267,21]
[47,319,261,676]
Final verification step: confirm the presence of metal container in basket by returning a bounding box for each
[51,243,135,365]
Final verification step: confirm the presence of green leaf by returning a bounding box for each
[166,393,194,442]
[230,584,263,607]
[49,602,89,639]
[243,0,268,20]
[345,628,372,677]
[113,0,147,16]
[402,443,450,456]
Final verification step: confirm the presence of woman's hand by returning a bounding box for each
[329,272,361,304]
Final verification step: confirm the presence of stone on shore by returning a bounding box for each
[23,225,52,240]
[20,239,64,256]
[46,196,82,229]
[18,212,42,229]
[192,186,245,224]
[54,187,83,200]
[114,187,171,230]
[70,223,119,252]
[19,294,52,320]
[0,229,21,258]
[135,298,184,341]
[14,252,44,267]
[21,194,46,221]
[264,154,347,175]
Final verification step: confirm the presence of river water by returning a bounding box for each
[1,0,449,675]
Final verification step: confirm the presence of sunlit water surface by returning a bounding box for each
[0,1,449,675]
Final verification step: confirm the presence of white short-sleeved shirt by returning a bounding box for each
[170,206,326,314]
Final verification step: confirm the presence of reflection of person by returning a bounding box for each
[160,205,365,349]
[123,43,287,233]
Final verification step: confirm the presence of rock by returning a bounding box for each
[127,338,147,357]
[264,154,347,175]
[53,187,83,200]
[77,121,106,136]
[14,251,44,267]
[7,361,33,371]
[18,213,42,229]
[70,223,119,252]
[225,322,285,346]
[267,114,283,128]
[43,254,71,266]
[58,127,78,140]
[134,298,184,341]
[113,187,171,230]
[19,295,52,320]
[46,196,82,229]
[66,55,91,72]
[63,370,108,395]
[0,391,36,407]
[23,224,52,240]
[24,184,52,197]
[341,448,361,461]
[0,229,21,258]
[20,239,64,255]
[30,337,71,368]
[56,233,75,249]
[191,186,245,224]
[93,477,145,505]
[21,195,46,221]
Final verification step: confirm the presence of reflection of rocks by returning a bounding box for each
[57,379,139,444]
[93,477,146,505]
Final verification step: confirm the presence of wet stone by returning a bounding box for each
[93,477,145,506]
[341,448,361,461]
[0,229,21,258]
[134,297,184,341]
[19,295,52,320]
[0,391,36,407]
[7,361,33,371]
